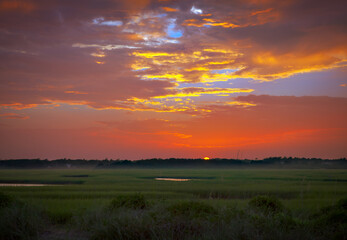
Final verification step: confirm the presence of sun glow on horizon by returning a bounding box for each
[204,157,210,160]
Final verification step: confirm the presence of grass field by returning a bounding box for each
[0,168,346,240]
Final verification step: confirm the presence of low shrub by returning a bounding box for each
[89,215,152,240]
[311,198,347,239]
[0,192,12,208]
[0,202,44,240]
[84,206,208,240]
[47,211,73,225]
[109,193,147,210]
[313,198,347,225]
[248,195,284,214]
[167,201,216,218]
[75,198,347,240]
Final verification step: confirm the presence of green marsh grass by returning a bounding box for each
[0,168,346,239]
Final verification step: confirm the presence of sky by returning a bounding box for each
[0,0,346,160]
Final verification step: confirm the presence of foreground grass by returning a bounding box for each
[0,192,346,240]
[0,169,346,239]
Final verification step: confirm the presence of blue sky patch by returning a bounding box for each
[167,20,183,38]
[211,69,238,74]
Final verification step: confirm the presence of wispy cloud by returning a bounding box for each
[0,113,29,119]
[72,43,139,50]
[92,17,123,26]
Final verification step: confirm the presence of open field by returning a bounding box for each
[1,169,346,211]
[0,168,346,240]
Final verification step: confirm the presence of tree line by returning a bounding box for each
[0,157,346,169]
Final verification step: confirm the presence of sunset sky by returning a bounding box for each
[0,0,346,160]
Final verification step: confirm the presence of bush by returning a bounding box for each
[314,198,347,224]
[310,198,347,240]
[0,202,44,240]
[167,201,216,218]
[89,215,152,240]
[75,207,153,240]
[313,198,347,226]
[0,192,12,209]
[47,211,73,225]
[248,195,284,214]
[109,193,147,210]
[84,204,208,240]
[336,198,347,210]
[77,199,346,240]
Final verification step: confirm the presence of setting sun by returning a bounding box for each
[204,157,210,160]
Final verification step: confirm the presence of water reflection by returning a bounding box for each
[155,178,190,182]
[0,183,59,186]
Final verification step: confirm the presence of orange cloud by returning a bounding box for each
[242,51,346,81]
[74,87,254,114]
[183,8,279,29]
[129,38,344,86]
[0,103,38,110]
[152,87,254,98]
[161,7,178,12]
[251,8,274,16]
[182,19,205,27]
[120,0,151,12]
[202,19,240,28]
[64,91,88,95]
[141,73,186,82]
[0,113,29,119]
[132,52,178,58]
[0,1,35,12]
[90,52,106,58]
[131,49,242,84]
[122,33,144,41]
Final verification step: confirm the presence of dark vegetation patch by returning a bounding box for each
[74,195,347,240]
[38,226,89,240]
[248,195,285,214]
[242,177,347,182]
[322,178,347,182]
[62,175,89,178]
[310,198,347,240]
[192,190,298,199]
[0,192,44,240]
[1,157,347,169]
[0,191,13,208]
[63,174,89,178]
[109,193,148,210]
[46,211,73,225]
[167,201,217,218]
[0,179,84,185]
[1,192,346,240]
